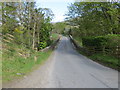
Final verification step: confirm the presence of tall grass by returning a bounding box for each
[89,53,119,70]
[2,43,52,83]
[51,33,59,41]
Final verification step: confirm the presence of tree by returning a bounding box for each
[1,2,54,51]
[66,2,120,38]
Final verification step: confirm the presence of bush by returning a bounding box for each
[82,36,107,48]
[47,39,53,46]
[82,34,120,58]
[105,34,120,47]
[82,34,120,48]
[38,41,47,50]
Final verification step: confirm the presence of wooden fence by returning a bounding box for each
[69,35,120,58]
[86,46,120,58]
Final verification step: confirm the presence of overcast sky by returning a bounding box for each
[35,0,74,22]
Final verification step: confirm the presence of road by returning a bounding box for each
[3,36,118,88]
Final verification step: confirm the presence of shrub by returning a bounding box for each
[82,36,107,48]
[82,34,120,58]
[38,41,47,50]
[105,34,120,47]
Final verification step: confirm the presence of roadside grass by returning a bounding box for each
[35,50,52,65]
[89,53,119,70]
[73,37,119,71]
[2,46,52,83]
[51,33,59,41]
[73,36,83,47]
[2,33,59,83]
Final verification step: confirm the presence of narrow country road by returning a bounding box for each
[3,36,118,88]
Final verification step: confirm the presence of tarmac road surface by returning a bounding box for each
[3,36,118,88]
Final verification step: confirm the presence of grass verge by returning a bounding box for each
[2,49,52,83]
[88,53,119,70]
[51,33,59,41]
[73,37,119,71]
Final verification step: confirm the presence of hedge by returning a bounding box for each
[82,34,120,48]
[82,34,120,58]
[82,36,107,48]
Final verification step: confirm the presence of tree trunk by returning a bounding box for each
[37,32,39,51]
[32,22,36,50]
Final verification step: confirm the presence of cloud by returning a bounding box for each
[52,15,65,22]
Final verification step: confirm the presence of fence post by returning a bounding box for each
[116,46,119,58]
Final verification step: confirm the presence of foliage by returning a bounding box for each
[105,34,120,47]
[73,36,119,70]
[2,47,52,82]
[52,22,66,34]
[51,33,59,41]
[66,2,120,37]
[82,36,108,48]
[1,2,54,50]
[82,34,120,51]
[1,2,54,82]
[89,53,119,70]
[38,41,47,49]
[66,2,120,70]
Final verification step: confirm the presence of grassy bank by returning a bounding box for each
[2,39,54,83]
[89,53,119,70]
[2,49,52,83]
[51,33,60,41]
[73,36,83,47]
[73,37,119,71]
[2,32,60,83]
